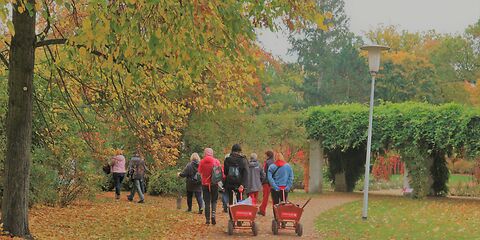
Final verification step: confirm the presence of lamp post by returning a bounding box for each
[360,45,389,220]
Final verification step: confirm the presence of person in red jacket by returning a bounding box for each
[258,150,275,216]
[198,148,222,225]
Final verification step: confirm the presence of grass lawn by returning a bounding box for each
[450,174,475,184]
[316,196,480,239]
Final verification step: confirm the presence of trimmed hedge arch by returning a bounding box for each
[305,102,480,198]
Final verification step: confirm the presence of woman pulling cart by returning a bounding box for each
[267,153,310,236]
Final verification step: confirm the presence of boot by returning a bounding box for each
[211,211,216,225]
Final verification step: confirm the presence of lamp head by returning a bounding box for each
[360,45,390,73]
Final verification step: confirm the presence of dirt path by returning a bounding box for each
[201,192,361,239]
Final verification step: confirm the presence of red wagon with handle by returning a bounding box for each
[227,187,259,236]
[272,188,311,237]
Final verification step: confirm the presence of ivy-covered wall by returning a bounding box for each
[305,102,480,198]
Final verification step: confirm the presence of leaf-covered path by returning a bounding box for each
[25,192,360,239]
[202,192,360,239]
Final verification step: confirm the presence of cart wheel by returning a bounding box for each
[237,221,243,227]
[296,223,303,237]
[227,220,234,235]
[272,220,279,235]
[252,222,259,236]
[281,221,286,229]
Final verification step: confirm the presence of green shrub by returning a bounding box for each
[30,163,59,207]
[57,160,100,207]
[29,147,101,207]
[291,163,304,190]
[305,102,480,198]
[148,168,184,196]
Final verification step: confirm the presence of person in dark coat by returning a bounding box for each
[179,153,204,214]
[246,153,265,206]
[259,150,275,216]
[218,154,229,213]
[224,144,248,205]
[127,152,148,203]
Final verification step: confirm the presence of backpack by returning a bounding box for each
[211,165,223,185]
[192,171,202,184]
[227,165,241,184]
[135,163,145,178]
[102,163,111,175]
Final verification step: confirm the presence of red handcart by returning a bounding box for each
[272,188,311,237]
[227,188,259,236]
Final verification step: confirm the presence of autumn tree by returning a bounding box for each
[366,24,480,104]
[0,0,326,237]
[375,51,438,103]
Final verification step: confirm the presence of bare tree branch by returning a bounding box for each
[35,38,67,48]
[36,0,51,41]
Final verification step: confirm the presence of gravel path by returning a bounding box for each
[201,192,361,239]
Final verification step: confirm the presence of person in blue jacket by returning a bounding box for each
[267,152,294,204]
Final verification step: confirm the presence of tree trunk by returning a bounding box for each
[2,1,36,237]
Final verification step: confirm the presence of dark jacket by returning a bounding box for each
[128,156,148,180]
[224,152,248,189]
[246,159,265,194]
[179,160,202,192]
[262,156,275,184]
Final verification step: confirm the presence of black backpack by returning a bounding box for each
[227,165,241,184]
[192,171,202,184]
[102,163,111,175]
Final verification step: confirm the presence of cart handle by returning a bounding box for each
[237,186,244,201]
[302,197,312,209]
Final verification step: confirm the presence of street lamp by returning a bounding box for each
[360,45,389,220]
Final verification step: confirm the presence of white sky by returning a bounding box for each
[257,0,480,62]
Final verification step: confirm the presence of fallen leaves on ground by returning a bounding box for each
[28,192,208,239]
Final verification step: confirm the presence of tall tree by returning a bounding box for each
[290,0,370,105]
[0,0,325,237]
[2,0,36,236]
[366,26,457,103]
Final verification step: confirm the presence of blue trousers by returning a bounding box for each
[187,191,204,211]
[128,179,144,201]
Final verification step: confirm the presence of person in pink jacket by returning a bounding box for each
[110,149,126,200]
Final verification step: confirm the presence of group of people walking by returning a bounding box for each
[179,144,294,225]
[106,144,295,226]
[107,149,149,203]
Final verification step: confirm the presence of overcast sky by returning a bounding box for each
[257,0,480,62]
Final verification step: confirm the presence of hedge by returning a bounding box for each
[305,102,480,198]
